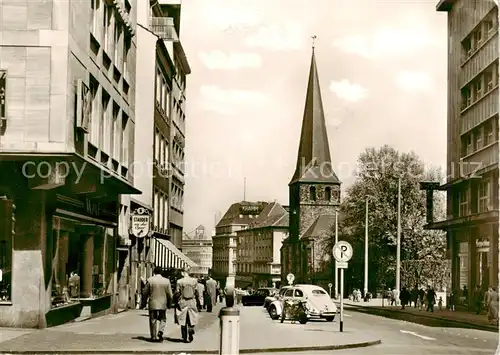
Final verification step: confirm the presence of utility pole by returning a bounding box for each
[364,197,369,298]
[396,176,402,297]
[334,210,339,298]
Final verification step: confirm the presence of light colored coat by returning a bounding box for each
[196,282,205,306]
[143,274,173,310]
[206,277,217,307]
[175,275,199,326]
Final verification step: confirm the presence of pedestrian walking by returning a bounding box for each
[418,288,425,311]
[410,286,419,308]
[400,287,410,310]
[426,286,436,312]
[175,267,199,343]
[487,286,499,325]
[438,297,443,310]
[449,290,456,311]
[196,278,205,312]
[389,289,396,306]
[473,285,483,314]
[205,274,217,313]
[142,266,173,342]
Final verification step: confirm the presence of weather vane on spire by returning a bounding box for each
[311,35,317,50]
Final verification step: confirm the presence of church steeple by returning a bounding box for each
[290,41,339,185]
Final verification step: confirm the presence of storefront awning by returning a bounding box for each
[156,238,197,268]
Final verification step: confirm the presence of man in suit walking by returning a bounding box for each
[142,266,173,342]
[205,274,217,313]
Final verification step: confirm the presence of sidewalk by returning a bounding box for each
[339,298,498,332]
[0,304,381,354]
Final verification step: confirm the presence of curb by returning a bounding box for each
[0,339,382,354]
[345,303,498,332]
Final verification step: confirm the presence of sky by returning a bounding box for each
[177,0,448,236]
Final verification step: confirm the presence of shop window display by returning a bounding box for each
[51,218,115,308]
[0,198,14,302]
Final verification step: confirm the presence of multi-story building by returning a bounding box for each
[281,46,342,288]
[212,201,268,286]
[0,0,140,327]
[236,202,288,289]
[124,0,193,310]
[423,0,499,301]
[182,225,213,276]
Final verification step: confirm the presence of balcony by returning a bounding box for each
[460,31,498,87]
[460,87,498,134]
[149,17,179,41]
[460,141,499,175]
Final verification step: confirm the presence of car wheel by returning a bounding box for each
[269,306,279,320]
[299,314,308,324]
[325,316,334,322]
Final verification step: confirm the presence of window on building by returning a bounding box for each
[101,91,110,153]
[478,180,491,213]
[309,186,316,201]
[156,68,162,107]
[154,128,160,163]
[123,36,130,80]
[159,194,164,230]
[111,103,120,160]
[91,0,100,37]
[114,21,122,66]
[89,76,99,147]
[459,189,469,217]
[325,187,331,201]
[461,87,472,110]
[121,114,129,165]
[103,4,111,52]
[475,27,483,46]
[474,127,482,151]
[153,190,159,228]
[165,85,171,116]
[462,36,472,59]
[164,140,169,167]
[474,80,483,100]
[484,120,494,145]
[163,195,169,228]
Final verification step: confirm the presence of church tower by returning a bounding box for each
[285,43,341,283]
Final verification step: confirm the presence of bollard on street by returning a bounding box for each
[219,276,240,355]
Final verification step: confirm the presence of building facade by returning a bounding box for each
[0,0,140,327]
[423,0,499,302]
[281,47,342,287]
[235,202,288,289]
[212,201,268,287]
[182,225,213,276]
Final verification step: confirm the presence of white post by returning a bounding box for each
[334,210,339,299]
[340,268,344,332]
[219,278,239,354]
[364,198,369,298]
[396,176,402,298]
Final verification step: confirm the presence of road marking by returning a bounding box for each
[343,313,352,317]
[400,330,436,340]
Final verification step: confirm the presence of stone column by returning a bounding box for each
[80,233,94,298]
[57,231,69,288]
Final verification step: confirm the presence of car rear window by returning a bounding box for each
[312,289,327,295]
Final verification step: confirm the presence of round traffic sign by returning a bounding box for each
[333,241,353,262]
[328,283,333,288]
[286,273,295,284]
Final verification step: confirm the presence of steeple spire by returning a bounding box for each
[289,44,340,185]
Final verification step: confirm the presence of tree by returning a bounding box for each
[323,145,447,293]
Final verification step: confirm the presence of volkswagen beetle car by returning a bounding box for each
[264,286,290,310]
[267,284,337,322]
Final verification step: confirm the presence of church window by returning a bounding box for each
[325,187,331,201]
[309,186,316,201]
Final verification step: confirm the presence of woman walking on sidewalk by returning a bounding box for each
[486,286,498,325]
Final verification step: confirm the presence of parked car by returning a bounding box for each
[268,284,337,322]
[264,286,290,310]
[242,288,277,306]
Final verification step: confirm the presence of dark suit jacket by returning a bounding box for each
[143,274,173,310]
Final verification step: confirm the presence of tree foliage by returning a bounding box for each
[323,145,447,292]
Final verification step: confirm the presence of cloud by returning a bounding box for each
[198,51,262,70]
[329,79,368,102]
[244,23,305,51]
[200,1,261,32]
[395,71,431,91]
[332,27,435,58]
[199,85,269,114]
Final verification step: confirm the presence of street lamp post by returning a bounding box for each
[364,197,369,298]
[396,176,402,298]
[334,210,339,299]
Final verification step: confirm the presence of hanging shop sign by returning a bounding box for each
[130,207,151,238]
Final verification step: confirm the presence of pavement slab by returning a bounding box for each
[0,305,381,354]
